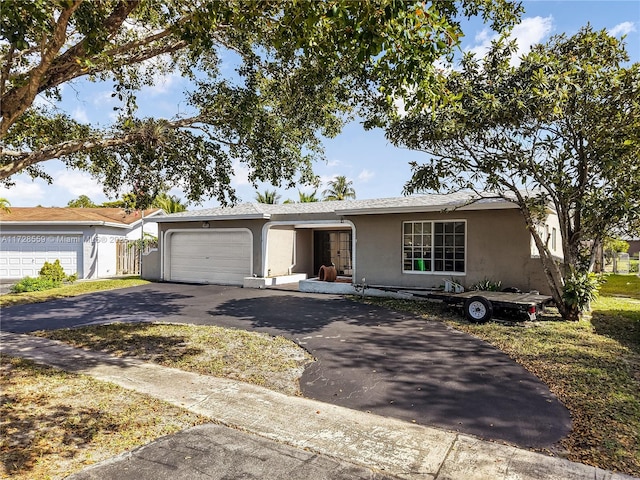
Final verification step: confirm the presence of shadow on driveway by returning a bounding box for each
[1,283,571,449]
[1,287,192,333]
[210,294,570,448]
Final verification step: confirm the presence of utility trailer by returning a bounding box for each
[367,285,554,323]
[438,290,554,323]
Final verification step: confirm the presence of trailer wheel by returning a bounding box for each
[464,296,493,323]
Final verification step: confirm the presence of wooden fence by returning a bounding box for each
[116,240,141,275]
[116,239,158,275]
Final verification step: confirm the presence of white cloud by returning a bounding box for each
[231,160,250,187]
[326,159,341,168]
[56,170,105,197]
[467,16,554,66]
[609,22,636,37]
[145,71,180,96]
[72,106,89,123]
[92,90,116,106]
[0,179,46,205]
[511,16,554,61]
[358,169,375,183]
[318,174,337,187]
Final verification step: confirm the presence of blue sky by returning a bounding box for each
[3,1,639,208]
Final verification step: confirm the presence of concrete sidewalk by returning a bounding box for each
[1,331,635,480]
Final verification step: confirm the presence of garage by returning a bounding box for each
[166,229,253,285]
[0,234,82,279]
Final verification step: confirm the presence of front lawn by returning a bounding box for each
[36,323,313,396]
[599,274,640,299]
[3,324,312,479]
[0,277,150,307]
[0,355,207,480]
[355,276,640,477]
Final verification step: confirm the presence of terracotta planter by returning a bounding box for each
[318,265,337,282]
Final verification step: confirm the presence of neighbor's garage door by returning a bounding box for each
[0,234,82,279]
[168,230,252,285]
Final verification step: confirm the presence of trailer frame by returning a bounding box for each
[363,285,554,323]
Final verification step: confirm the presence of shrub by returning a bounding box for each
[562,270,604,314]
[11,276,61,293]
[471,278,502,291]
[39,260,67,283]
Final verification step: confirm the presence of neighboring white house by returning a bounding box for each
[0,207,162,280]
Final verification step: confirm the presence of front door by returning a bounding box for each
[314,230,352,276]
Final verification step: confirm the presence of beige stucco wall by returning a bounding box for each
[158,219,267,277]
[266,226,295,277]
[141,249,161,281]
[294,229,314,276]
[348,209,551,294]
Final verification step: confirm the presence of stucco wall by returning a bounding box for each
[141,249,161,280]
[294,229,314,276]
[266,226,295,276]
[158,219,267,277]
[348,209,552,294]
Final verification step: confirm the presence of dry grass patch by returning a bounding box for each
[36,323,314,396]
[0,355,207,480]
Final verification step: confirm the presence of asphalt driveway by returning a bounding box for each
[1,282,571,449]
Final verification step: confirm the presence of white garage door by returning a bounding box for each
[168,230,252,285]
[0,234,82,279]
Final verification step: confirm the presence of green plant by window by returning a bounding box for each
[471,278,502,291]
[562,270,604,316]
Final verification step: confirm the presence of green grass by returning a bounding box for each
[0,277,150,307]
[600,274,640,299]
[354,277,640,477]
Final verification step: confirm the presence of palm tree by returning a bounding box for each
[322,176,356,201]
[255,189,281,204]
[0,197,11,212]
[298,190,319,202]
[153,193,188,213]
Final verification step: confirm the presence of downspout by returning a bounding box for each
[288,230,297,275]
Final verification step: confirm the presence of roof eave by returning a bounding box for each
[0,220,131,228]
[154,213,271,223]
[336,201,519,216]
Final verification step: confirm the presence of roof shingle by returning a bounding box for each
[0,207,161,225]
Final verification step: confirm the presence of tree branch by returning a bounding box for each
[0,0,83,138]
[0,115,204,179]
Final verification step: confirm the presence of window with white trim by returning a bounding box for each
[403,221,465,273]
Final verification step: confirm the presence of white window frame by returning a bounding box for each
[402,220,466,275]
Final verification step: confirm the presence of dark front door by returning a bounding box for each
[314,230,352,276]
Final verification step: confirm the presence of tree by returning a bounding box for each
[255,189,281,204]
[0,197,10,212]
[66,195,97,208]
[323,176,356,201]
[153,193,188,213]
[388,27,640,320]
[298,190,319,203]
[0,0,520,207]
[284,190,320,203]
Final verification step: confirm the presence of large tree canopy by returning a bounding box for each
[388,26,640,319]
[1,0,520,206]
